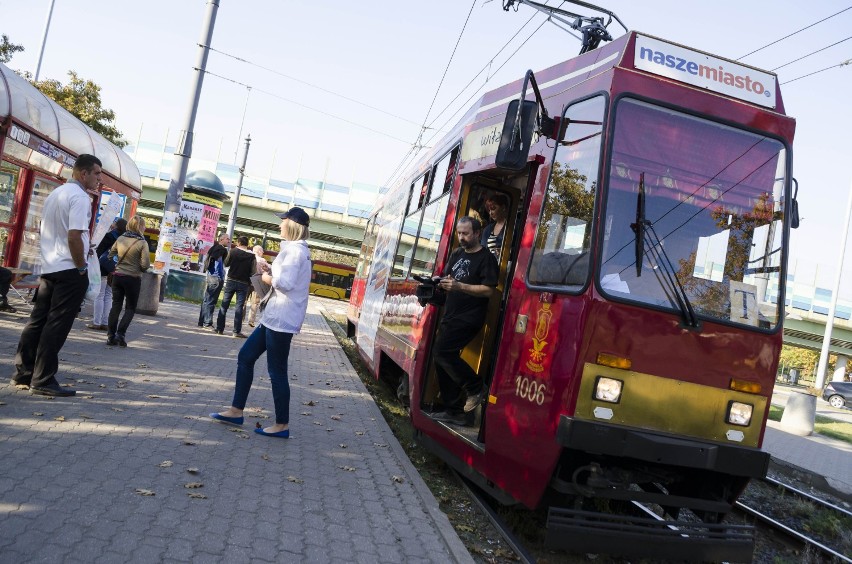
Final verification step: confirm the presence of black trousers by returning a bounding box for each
[0,266,11,300]
[434,320,483,413]
[108,274,141,338]
[14,268,88,388]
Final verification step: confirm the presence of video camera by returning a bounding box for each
[413,275,446,307]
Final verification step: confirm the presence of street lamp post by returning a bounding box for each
[34,0,56,81]
[814,181,852,390]
[226,134,251,240]
[152,0,220,275]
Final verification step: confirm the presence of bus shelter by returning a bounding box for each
[0,62,142,281]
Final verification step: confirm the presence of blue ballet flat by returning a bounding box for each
[254,428,289,438]
[209,413,244,426]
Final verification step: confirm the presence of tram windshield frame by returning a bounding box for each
[598,97,789,331]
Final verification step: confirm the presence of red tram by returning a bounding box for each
[347,12,796,561]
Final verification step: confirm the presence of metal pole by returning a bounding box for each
[235,86,251,165]
[226,134,251,239]
[34,0,56,81]
[152,0,220,275]
[814,182,852,390]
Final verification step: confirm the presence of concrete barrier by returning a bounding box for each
[779,391,816,436]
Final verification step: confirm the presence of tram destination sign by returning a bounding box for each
[634,35,777,109]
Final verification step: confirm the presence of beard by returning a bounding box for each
[458,238,475,250]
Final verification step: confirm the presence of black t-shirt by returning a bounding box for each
[224,247,257,283]
[441,246,499,327]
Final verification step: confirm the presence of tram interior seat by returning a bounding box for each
[529,250,589,286]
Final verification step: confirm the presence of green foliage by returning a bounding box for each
[26,70,126,148]
[0,34,24,64]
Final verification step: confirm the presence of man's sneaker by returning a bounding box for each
[233,332,247,338]
[463,389,486,412]
[432,411,472,426]
[0,300,16,313]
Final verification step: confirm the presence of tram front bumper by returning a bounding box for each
[556,416,770,478]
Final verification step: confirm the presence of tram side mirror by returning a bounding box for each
[790,178,800,229]
[496,99,538,171]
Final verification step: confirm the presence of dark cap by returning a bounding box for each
[275,207,310,227]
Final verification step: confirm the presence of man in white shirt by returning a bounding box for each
[12,154,101,397]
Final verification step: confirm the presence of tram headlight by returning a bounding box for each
[726,401,753,426]
[594,376,623,403]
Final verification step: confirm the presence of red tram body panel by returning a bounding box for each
[347,30,795,557]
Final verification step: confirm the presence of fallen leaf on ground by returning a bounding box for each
[146,395,161,399]
[355,431,365,436]
[54,416,65,422]
[303,400,316,406]
[313,421,322,426]
[373,443,388,448]
[136,363,148,368]
[331,415,341,421]
[112,408,123,412]
[392,476,405,483]
[183,441,196,446]
[116,382,127,388]
[184,482,203,489]
[158,461,173,468]
[134,489,155,496]
[457,525,475,533]
[300,412,311,416]
[186,468,200,474]
[338,466,356,472]
[80,395,94,399]
[287,476,303,484]
[187,492,207,499]
[79,414,93,420]
[261,454,269,461]
[326,429,333,432]
[32,412,44,416]
[14,384,29,390]
[98,384,107,388]
[339,444,347,448]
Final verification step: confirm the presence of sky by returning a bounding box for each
[2,0,851,290]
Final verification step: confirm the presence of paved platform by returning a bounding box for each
[0,298,472,563]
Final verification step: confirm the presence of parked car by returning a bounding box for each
[822,381,852,409]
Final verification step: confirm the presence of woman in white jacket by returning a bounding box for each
[210,207,312,438]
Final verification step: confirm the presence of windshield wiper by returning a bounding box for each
[630,173,699,328]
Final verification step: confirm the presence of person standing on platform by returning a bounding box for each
[87,217,127,330]
[0,266,17,313]
[11,154,101,397]
[247,245,271,328]
[215,235,256,338]
[431,216,498,426]
[210,207,312,438]
[106,215,150,347]
[198,233,229,328]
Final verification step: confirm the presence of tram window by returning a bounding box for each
[356,213,379,278]
[409,193,451,279]
[429,146,460,200]
[392,176,426,279]
[414,172,431,211]
[528,96,605,289]
[599,98,788,330]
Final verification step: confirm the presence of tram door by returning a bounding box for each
[420,168,531,441]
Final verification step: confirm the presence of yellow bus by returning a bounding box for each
[310,260,355,300]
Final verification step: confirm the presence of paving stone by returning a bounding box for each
[0,300,471,563]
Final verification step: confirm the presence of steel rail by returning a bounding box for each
[763,475,852,519]
[454,472,537,564]
[734,501,852,563]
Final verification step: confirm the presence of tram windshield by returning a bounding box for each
[600,98,788,330]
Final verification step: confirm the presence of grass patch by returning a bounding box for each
[768,405,852,443]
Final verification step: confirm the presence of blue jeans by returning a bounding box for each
[231,325,294,424]
[216,279,249,333]
[198,277,223,326]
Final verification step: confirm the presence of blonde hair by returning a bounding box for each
[127,215,146,235]
[282,218,309,241]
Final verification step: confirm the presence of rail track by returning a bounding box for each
[736,476,852,563]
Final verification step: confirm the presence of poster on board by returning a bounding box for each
[167,191,223,273]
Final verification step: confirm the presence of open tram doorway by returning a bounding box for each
[418,165,533,445]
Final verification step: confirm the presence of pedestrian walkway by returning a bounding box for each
[0,299,472,563]
[763,423,852,498]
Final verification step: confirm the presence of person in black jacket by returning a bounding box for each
[87,217,127,330]
[198,233,230,327]
[215,236,256,337]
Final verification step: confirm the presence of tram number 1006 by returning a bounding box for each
[515,376,546,405]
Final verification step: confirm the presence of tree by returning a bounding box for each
[26,70,127,148]
[0,34,24,64]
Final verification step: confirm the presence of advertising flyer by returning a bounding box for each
[168,192,223,273]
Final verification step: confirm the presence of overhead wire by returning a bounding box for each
[770,35,852,70]
[198,68,412,145]
[385,0,564,188]
[781,58,852,84]
[204,44,422,127]
[737,6,852,60]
